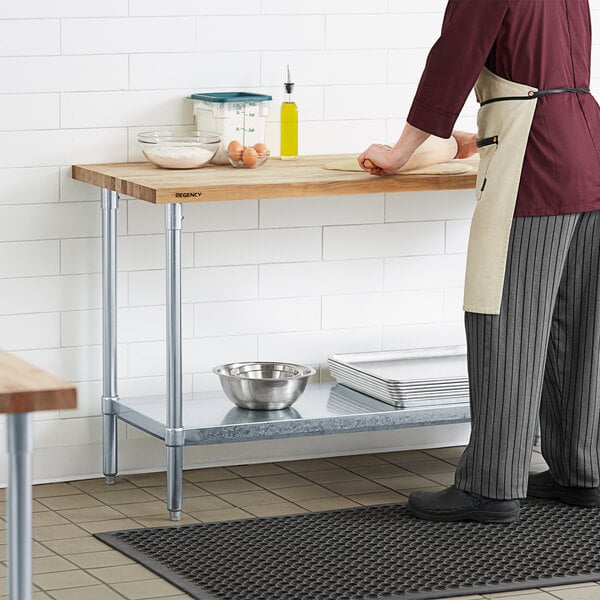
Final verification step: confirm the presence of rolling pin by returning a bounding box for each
[363,136,459,172]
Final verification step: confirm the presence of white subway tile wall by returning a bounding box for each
[259,194,384,228]
[0,20,60,57]
[0,2,597,482]
[0,94,60,131]
[61,17,197,54]
[0,168,60,205]
[258,328,383,365]
[0,1,129,18]
[0,55,129,94]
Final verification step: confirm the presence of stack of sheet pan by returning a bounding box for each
[328,346,470,408]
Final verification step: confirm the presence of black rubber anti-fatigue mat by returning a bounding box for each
[95,499,600,600]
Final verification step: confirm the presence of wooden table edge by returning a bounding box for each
[0,351,78,414]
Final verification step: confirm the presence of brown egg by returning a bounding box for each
[227,140,243,161]
[242,146,259,167]
[253,142,269,155]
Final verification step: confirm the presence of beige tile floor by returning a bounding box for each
[1,446,599,600]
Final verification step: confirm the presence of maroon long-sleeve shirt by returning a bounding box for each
[407,0,600,217]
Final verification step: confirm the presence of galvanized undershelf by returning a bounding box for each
[113,383,470,446]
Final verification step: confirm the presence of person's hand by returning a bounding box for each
[452,130,478,159]
[358,144,408,176]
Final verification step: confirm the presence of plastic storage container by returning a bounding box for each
[190,92,272,165]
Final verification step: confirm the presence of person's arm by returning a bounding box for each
[407,0,509,138]
[360,0,509,175]
[358,122,430,176]
[452,130,478,159]
[358,128,477,175]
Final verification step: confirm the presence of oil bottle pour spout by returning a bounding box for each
[285,65,295,95]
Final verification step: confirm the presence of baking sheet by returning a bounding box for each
[329,378,470,407]
[329,369,470,406]
[329,363,469,390]
[327,346,469,407]
[327,384,469,414]
[327,385,469,412]
[328,369,468,399]
[328,347,468,384]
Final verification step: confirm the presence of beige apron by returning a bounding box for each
[463,66,539,314]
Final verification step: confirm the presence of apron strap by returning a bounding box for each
[476,135,499,149]
[480,87,591,107]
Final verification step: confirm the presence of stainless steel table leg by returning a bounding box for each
[7,412,32,600]
[166,203,184,521]
[102,189,119,485]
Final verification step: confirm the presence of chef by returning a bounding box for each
[359,0,600,523]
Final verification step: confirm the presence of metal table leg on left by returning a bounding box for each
[165,203,184,521]
[101,189,119,485]
[7,412,32,600]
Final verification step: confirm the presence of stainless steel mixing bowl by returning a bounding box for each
[213,362,316,410]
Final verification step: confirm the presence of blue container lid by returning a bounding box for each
[190,92,273,103]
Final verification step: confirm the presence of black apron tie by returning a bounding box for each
[480,86,591,107]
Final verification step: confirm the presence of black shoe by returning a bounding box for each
[527,470,600,507]
[407,485,520,523]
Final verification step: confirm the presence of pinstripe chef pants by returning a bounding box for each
[454,210,600,500]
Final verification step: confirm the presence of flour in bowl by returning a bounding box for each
[143,146,215,169]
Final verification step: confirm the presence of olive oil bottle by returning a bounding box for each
[280,65,298,160]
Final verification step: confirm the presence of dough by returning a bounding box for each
[324,135,471,175]
[323,158,473,175]
[399,162,474,175]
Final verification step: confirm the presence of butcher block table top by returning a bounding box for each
[72,154,478,204]
[0,351,77,414]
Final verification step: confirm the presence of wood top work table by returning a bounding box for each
[73,153,477,204]
[0,351,76,600]
[72,153,477,520]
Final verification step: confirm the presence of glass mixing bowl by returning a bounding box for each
[138,129,221,169]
